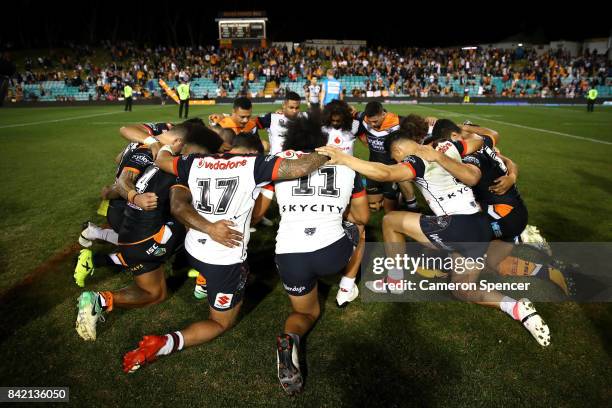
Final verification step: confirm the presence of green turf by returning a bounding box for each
[0,103,611,406]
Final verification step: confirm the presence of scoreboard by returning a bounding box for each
[219,20,266,40]
[217,15,268,48]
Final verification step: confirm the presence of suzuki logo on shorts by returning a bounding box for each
[214,293,233,309]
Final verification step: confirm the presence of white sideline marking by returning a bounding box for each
[0,111,123,129]
[413,105,612,146]
[0,105,171,129]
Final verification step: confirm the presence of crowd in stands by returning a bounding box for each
[5,41,611,101]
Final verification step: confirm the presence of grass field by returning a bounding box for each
[0,103,611,407]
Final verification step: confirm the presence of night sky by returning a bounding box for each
[1,1,610,49]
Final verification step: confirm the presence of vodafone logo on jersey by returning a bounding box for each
[203,159,248,171]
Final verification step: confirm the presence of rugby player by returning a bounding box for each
[305,77,321,111]
[121,132,331,373]
[79,120,203,249]
[430,120,572,295]
[266,114,369,395]
[320,100,366,305]
[74,124,224,341]
[255,91,304,155]
[353,102,416,213]
[208,97,270,152]
[316,127,551,347]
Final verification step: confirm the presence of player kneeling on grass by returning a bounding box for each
[78,120,203,251]
[75,124,223,341]
[252,114,369,395]
[316,127,551,347]
[121,132,330,374]
[429,119,573,296]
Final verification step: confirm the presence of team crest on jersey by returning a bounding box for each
[153,247,167,257]
[304,227,316,236]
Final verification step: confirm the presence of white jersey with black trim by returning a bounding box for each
[268,151,365,254]
[173,153,283,265]
[401,140,480,216]
[308,84,321,104]
[323,119,359,156]
[258,112,308,155]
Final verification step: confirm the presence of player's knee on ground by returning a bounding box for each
[152,285,167,304]
[209,309,240,333]
[293,300,321,323]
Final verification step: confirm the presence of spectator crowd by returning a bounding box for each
[5,41,611,101]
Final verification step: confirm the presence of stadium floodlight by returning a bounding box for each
[518,43,524,47]
[461,46,477,50]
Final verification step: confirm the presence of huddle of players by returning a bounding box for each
[73,95,551,396]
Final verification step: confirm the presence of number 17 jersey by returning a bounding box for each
[173,153,283,265]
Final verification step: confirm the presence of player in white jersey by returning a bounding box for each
[257,92,306,155]
[317,125,551,347]
[261,115,369,395]
[122,131,331,373]
[321,99,359,156]
[319,99,367,307]
[305,77,321,111]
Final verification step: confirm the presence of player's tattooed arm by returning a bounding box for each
[170,186,243,248]
[275,153,329,180]
[117,169,158,210]
[316,146,414,182]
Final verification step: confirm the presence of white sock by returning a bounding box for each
[156,331,185,356]
[500,296,519,320]
[387,268,404,282]
[101,229,119,245]
[87,224,118,245]
[339,276,356,291]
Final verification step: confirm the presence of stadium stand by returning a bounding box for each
[5,42,611,102]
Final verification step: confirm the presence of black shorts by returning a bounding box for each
[366,178,398,200]
[486,201,528,242]
[187,253,249,312]
[419,213,492,258]
[107,199,126,233]
[275,235,354,296]
[367,153,398,200]
[117,223,185,276]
